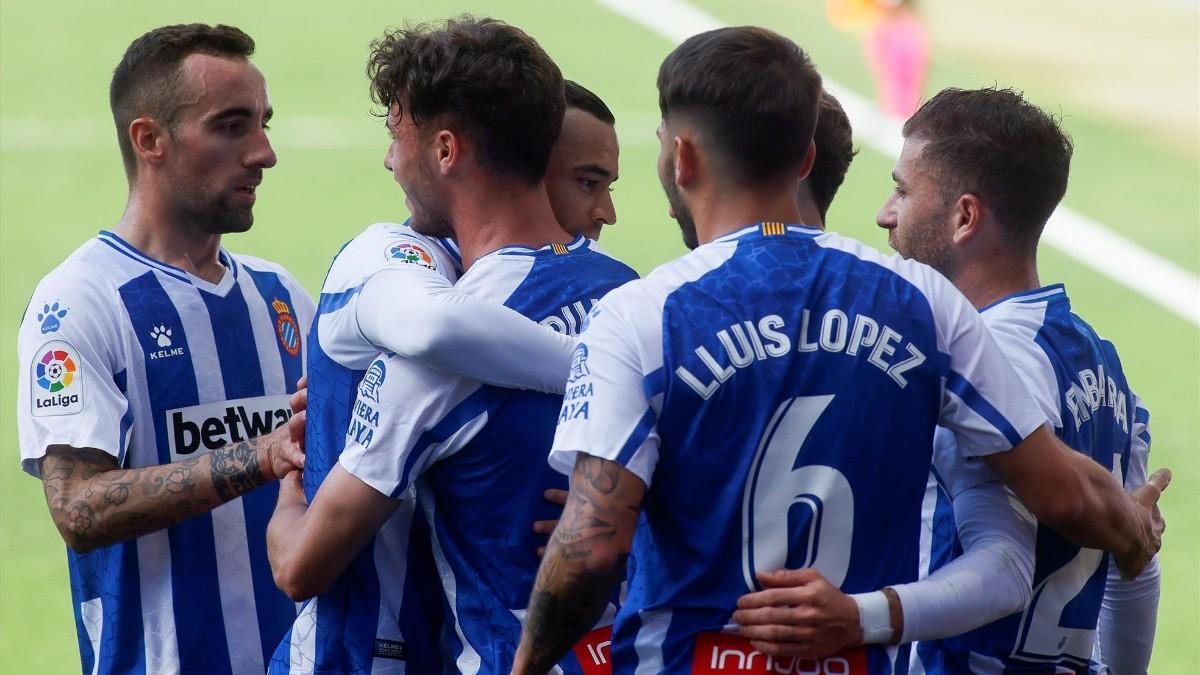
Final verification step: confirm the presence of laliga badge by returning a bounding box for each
[385,238,438,271]
[31,340,84,416]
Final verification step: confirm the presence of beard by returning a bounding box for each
[167,179,255,235]
[405,154,454,238]
[894,216,957,279]
[659,154,699,250]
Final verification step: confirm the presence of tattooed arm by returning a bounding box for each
[39,423,302,553]
[513,455,646,674]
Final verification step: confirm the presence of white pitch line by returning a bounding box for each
[594,0,1200,327]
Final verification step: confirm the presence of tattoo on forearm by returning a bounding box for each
[40,437,269,551]
[518,457,643,671]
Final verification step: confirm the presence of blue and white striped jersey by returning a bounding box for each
[17,230,314,675]
[337,236,637,675]
[548,224,1050,675]
[923,285,1149,675]
[271,222,459,675]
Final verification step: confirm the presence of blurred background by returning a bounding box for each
[2,0,1196,671]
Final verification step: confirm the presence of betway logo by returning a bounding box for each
[167,395,292,458]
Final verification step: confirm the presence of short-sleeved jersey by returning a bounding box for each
[548,224,1049,674]
[338,236,638,675]
[271,222,459,675]
[922,285,1147,675]
[16,230,314,675]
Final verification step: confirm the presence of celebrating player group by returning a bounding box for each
[16,14,1169,675]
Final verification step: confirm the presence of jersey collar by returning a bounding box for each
[98,230,238,294]
[711,222,823,244]
[491,233,589,258]
[979,283,1068,314]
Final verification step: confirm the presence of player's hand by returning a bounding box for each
[533,488,569,557]
[278,468,307,505]
[288,376,308,452]
[261,422,304,481]
[732,568,863,658]
[1116,468,1171,579]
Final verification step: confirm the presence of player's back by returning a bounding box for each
[420,238,636,673]
[551,224,1043,674]
[934,285,1141,674]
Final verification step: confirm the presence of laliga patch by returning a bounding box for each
[31,340,84,416]
[385,237,438,271]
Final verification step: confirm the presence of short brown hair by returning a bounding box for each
[368,16,564,185]
[657,27,822,183]
[110,24,255,177]
[903,87,1073,250]
[809,91,856,220]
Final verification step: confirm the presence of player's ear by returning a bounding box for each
[797,140,816,181]
[129,116,167,169]
[951,193,984,245]
[673,135,697,188]
[434,129,458,176]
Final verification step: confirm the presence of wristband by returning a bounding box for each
[851,591,894,644]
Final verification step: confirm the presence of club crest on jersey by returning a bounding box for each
[147,324,186,360]
[273,298,302,357]
[37,300,68,334]
[31,340,84,416]
[386,240,437,271]
[360,360,386,403]
[568,344,590,383]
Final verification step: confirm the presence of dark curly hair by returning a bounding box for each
[110,24,255,178]
[367,16,564,185]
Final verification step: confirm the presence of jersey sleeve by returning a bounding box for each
[356,266,577,394]
[1125,394,1151,489]
[16,273,129,477]
[337,353,484,500]
[891,479,1036,642]
[929,279,1049,460]
[548,289,662,488]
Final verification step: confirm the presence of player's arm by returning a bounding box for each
[1097,397,1160,673]
[267,465,399,601]
[513,455,645,674]
[357,266,577,394]
[733,480,1036,656]
[40,426,301,554]
[981,426,1168,579]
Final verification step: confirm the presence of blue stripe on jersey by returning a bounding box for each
[119,272,234,674]
[616,410,656,465]
[69,544,146,675]
[644,367,667,399]
[200,282,297,666]
[945,371,1024,446]
[396,388,493,498]
[245,267,306,392]
[114,369,135,468]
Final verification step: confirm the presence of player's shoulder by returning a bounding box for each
[325,222,455,291]
[24,237,127,319]
[815,231,959,296]
[232,250,301,282]
[575,237,639,281]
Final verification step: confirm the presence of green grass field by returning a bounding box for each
[2,0,1196,672]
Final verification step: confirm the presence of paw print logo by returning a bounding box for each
[149,325,173,348]
[36,301,68,334]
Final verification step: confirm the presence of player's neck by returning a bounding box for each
[796,189,826,231]
[953,251,1041,310]
[692,182,808,245]
[453,182,571,268]
[115,192,227,284]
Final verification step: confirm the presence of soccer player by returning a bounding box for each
[16,24,310,674]
[266,17,636,675]
[731,89,1165,674]
[513,27,1163,674]
[546,80,620,240]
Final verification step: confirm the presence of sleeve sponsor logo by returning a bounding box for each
[568,344,591,383]
[386,239,438,271]
[166,394,291,460]
[272,298,302,357]
[31,340,84,416]
[36,300,68,334]
[349,360,386,449]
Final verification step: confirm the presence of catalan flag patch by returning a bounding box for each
[761,222,786,236]
[552,243,570,255]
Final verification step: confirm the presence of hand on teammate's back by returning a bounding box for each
[1115,468,1171,579]
[533,488,569,557]
[289,376,308,452]
[732,568,864,658]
